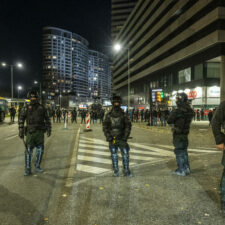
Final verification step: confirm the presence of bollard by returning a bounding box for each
[84,113,92,132]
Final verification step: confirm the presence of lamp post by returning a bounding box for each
[1,62,23,99]
[113,43,131,110]
[34,80,42,103]
[17,86,22,99]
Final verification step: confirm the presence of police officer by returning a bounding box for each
[18,90,51,176]
[167,92,194,176]
[71,107,77,123]
[103,95,132,177]
[211,101,225,213]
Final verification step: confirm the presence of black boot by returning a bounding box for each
[174,155,186,176]
[183,153,191,175]
[121,148,132,177]
[111,153,119,177]
[35,147,44,173]
[24,149,32,176]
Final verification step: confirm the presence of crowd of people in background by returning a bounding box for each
[6,104,218,127]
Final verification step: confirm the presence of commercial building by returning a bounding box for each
[88,50,111,101]
[111,0,138,41]
[43,27,111,104]
[112,0,225,110]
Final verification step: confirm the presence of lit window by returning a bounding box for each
[53,56,57,59]
[53,36,57,39]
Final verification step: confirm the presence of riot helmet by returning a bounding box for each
[27,90,39,105]
[176,92,188,106]
[111,95,122,111]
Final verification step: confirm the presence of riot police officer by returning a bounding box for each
[18,90,51,176]
[103,95,132,177]
[211,101,225,214]
[167,92,194,176]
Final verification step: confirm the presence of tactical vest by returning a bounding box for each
[26,104,46,131]
[109,111,125,138]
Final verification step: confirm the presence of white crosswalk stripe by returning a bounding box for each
[76,137,219,175]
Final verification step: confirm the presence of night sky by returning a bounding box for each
[0,0,111,97]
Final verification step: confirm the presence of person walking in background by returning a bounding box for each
[201,109,205,121]
[81,109,86,124]
[208,110,213,126]
[9,105,16,123]
[197,109,200,121]
[56,107,62,123]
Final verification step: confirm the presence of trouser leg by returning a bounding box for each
[24,147,33,176]
[109,144,119,176]
[35,145,44,173]
[121,145,132,176]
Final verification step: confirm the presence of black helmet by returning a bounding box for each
[176,92,188,105]
[111,95,122,105]
[27,90,39,99]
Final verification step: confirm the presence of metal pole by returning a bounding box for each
[10,65,13,99]
[127,48,130,110]
[40,82,42,104]
[220,55,225,102]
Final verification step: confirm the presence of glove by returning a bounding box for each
[47,129,51,137]
[19,128,24,139]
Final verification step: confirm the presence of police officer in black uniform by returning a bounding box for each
[211,101,225,214]
[167,92,194,176]
[103,95,132,177]
[18,90,51,176]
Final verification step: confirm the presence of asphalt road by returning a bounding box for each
[0,118,224,225]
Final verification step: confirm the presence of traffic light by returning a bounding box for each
[156,91,161,102]
[160,91,164,98]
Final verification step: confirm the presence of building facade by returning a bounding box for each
[88,50,111,101]
[111,0,138,41]
[112,0,225,110]
[42,27,89,101]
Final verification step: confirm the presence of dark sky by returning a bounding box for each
[0,0,111,97]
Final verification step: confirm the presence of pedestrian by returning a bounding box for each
[201,109,205,120]
[71,107,77,123]
[81,109,86,124]
[99,109,105,124]
[160,108,167,126]
[197,109,200,121]
[208,110,213,126]
[10,105,16,123]
[56,107,61,123]
[153,108,158,126]
[103,95,132,177]
[167,92,194,176]
[211,102,225,214]
[18,90,51,176]
[141,109,144,122]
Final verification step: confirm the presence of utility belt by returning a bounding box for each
[24,125,47,135]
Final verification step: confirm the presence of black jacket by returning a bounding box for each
[211,101,225,145]
[167,103,194,136]
[103,108,131,141]
[19,103,51,132]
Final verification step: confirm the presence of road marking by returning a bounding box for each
[156,144,219,153]
[77,155,113,164]
[65,127,80,188]
[5,134,18,140]
[79,143,108,149]
[76,164,110,174]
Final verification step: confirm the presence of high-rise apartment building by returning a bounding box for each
[43,27,111,103]
[111,0,138,41]
[42,27,89,100]
[88,50,111,100]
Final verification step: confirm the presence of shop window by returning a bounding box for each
[178,68,191,84]
[207,62,220,78]
[194,64,203,80]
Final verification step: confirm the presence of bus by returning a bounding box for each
[0,97,8,122]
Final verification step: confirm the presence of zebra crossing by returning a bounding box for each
[75,136,219,175]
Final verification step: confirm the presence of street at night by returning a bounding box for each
[0,118,224,225]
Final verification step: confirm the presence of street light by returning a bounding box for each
[113,43,131,110]
[1,62,23,99]
[17,86,22,99]
[34,80,42,103]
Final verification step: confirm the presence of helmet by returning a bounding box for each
[111,95,122,105]
[176,92,188,105]
[27,90,39,99]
